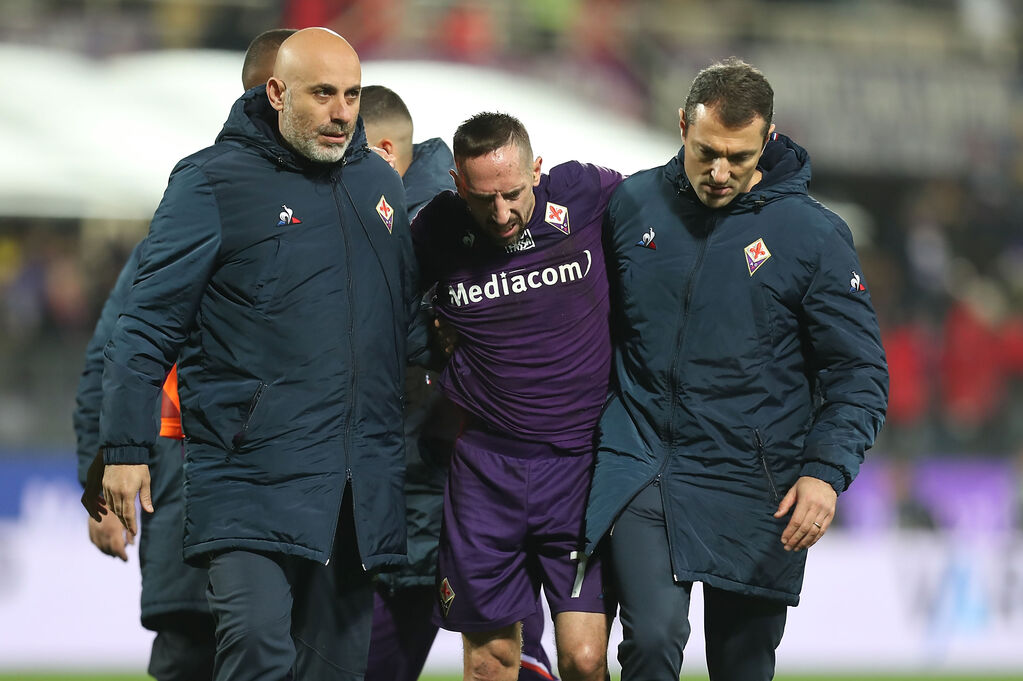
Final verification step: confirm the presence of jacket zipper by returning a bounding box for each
[664,218,712,440]
[755,428,780,502]
[651,466,683,582]
[232,381,266,451]
[325,164,360,567]
[658,213,713,584]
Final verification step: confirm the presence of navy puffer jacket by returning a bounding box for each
[100,86,422,569]
[585,134,888,604]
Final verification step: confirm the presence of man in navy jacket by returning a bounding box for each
[584,57,888,680]
[96,28,422,680]
[74,27,295,681]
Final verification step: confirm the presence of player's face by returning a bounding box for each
[680,103,774,209]
[454,144,542,247]
[277,61,361,163]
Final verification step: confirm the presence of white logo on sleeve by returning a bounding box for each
[850,271,866,292]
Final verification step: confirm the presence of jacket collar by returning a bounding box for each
[404,137,455,216]
[216,85,370,171]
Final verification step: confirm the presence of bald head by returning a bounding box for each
[241,28,296,90]
[266,28,363,164]
[272,28,360,86]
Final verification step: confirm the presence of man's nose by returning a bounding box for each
[710,160,730,184]
[493,197,512,224]
[329,97,354,124]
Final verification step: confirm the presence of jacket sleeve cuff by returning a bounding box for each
[103,445,151,466]
[799,461,849,495]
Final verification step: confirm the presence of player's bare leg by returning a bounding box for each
[554,611,609,681]
[463,622,521,681]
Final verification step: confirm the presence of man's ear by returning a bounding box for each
[378,138,396,156]
[450,168,465,198]
[760,123,777,153]
[531,156,543,186]
[267,77,286,111]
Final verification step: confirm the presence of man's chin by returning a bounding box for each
[490,225,523,246]
[312,142,349,164]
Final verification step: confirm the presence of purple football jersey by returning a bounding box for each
[412,162,623,453]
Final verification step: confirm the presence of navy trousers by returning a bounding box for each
[147,612,217,681]
[609,483,787,681]
[206,496,373,681]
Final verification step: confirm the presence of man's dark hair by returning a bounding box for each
[241,28,297,89]
[683,57,774,137]
[360,85,412,127]
[452,112,532,163]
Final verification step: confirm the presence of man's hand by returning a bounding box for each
[370,146,396,170]
[102,464,154,538]
[431,316,460,358]
[773,476,837,552]
[81,450,107,521]
[87,512,132,562]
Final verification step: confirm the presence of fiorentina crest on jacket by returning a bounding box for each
[745,237,772,276]
[544,202,570,235]
[376,195,394,233]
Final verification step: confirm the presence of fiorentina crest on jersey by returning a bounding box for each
[544,201,570,235]
[439,577,456,616]
[376,195,394,233]
[745,237,772,276]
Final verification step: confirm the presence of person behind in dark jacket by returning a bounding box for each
[413,112,623,681]
[74,27,296,681]
[93,28,423,681]
[359,86,558,681]
[240,28,295,92]
[583,57,889,681]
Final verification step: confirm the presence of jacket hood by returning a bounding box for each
[404,137,456,217]
[215,85,370,170]
[670,132,811,211]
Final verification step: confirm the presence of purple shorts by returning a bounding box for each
[435,424,607,632]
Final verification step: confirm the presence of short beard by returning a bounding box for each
[280,92,350,164]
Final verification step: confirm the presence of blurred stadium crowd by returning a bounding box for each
[1,0,1021,529]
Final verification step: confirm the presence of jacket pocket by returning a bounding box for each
[754,428,780,503]
[232,381,267,451]
[251,237,291,309]
[749,283,778,350]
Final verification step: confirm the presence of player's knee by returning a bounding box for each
[465,636,520,681]
[466,652,518,681]
[556,641,607,681]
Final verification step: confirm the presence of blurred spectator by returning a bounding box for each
[883,318,934,440]
[939,273,1011,450]
[280,0,400,56]
[436,1,498,62]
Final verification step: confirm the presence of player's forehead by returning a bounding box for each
[459,144,532,195]
[295,70,361,94]
[288,55,361,92]
[688,104,766,153]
